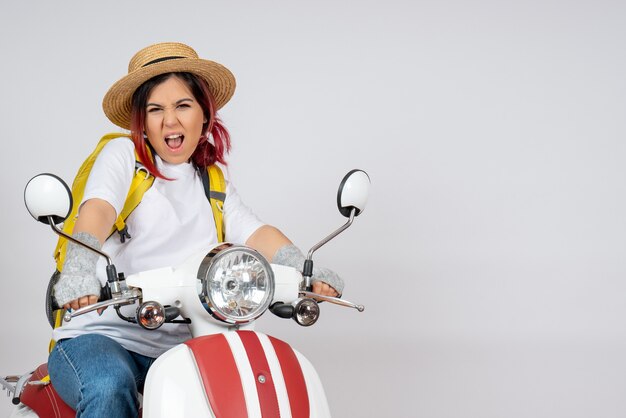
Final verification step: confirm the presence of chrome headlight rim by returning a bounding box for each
[197,243,275,324]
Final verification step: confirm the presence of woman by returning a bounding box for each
[48,42,343,417]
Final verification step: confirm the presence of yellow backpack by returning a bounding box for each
[47,132,226,332]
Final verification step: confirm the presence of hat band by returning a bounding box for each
[142,56,185,68]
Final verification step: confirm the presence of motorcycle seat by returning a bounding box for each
[20,363,74,418]
[20,363,145,418]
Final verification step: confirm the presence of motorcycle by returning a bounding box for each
[1,169,370,418]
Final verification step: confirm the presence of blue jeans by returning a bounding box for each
[48,334,155,418]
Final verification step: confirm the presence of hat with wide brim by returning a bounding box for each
[102,42,236,130]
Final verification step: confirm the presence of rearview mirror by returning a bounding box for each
[337,169,370,218]
[24,173,73,225]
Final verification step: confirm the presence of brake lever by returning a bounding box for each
[63,288,142,322]
[299,291,365,312]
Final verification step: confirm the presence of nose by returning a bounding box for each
[163,108,179,127]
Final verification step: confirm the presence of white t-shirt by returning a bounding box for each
[53,137,265,357]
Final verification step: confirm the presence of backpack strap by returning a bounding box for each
[112,157,155,243]
[48,310,64,352]
[201,165,226,243]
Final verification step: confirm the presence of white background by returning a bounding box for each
[1,1,626,417]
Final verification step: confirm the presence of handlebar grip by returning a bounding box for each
[270,303,295,319]
[100,285,111,301]
[164,306,181,322]
[48,277,110,314]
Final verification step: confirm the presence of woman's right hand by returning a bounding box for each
[63,294,99,311]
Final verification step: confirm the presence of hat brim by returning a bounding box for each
[102,57,236,130]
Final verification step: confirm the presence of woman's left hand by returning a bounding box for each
[248,233,346,297]
[312,281,339,297]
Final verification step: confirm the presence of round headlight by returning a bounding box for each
[197,244,274,324]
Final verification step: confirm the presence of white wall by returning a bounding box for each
[1,1,626,417]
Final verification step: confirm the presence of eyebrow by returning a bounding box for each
[146,98,194,108]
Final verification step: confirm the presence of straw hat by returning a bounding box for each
[102,42,236,130]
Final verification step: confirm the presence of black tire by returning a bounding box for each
[46,270,61,328]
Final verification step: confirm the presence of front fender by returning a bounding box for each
[143,331,330,418]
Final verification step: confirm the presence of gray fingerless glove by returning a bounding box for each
[54,232,102,307]
[272,244,344,295]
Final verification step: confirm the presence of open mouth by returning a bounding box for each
[165,134,184,150]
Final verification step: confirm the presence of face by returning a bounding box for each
[144,75,206,164]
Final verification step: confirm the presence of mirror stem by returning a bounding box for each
[48,217,113,266]
[47,216,119,285]
[303,208,356,289]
